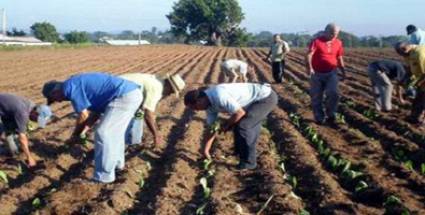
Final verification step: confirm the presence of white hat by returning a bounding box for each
[165,73,186,97]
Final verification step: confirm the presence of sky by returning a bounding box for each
[1,0,424,36]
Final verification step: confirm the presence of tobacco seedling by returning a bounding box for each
[0,170,8,184]
[202,159,212,171]
[403,160,414,171]
[200,177,211,198]
[16,164,23,175]
[79,133,89,146]
[32,197,42,209]
[196,203,208,215]
[355,180,368,193]
[299,209,310,215]
[287,175,297,189]
[421,163,425,175]
[341,169,363,181]
[209,121,221,134]
[139,174,145,189]
[336,113,346,124]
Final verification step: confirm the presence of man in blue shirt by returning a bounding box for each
[184,83,277,170]
[42,72,143,183]
[407,25,425,45]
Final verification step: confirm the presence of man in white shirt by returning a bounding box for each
[184,83,277,170]
[221,59,249,83]
[266,34,290,83]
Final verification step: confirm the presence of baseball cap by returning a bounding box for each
[36,105,53,128]
[42,81,62,105]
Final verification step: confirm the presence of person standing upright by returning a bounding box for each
[406,25,425,45]
[267,34,290,83]
[306,23,346,125]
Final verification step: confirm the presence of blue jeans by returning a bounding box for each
[310,70,340,122]
[93,89,143,183]
[125,116,144,145]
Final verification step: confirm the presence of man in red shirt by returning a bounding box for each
[306,23,346,125]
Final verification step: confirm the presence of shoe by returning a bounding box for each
[236,163,257,170]
[326,117,339,128]
[315,119,326,125]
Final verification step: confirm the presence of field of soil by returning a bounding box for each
[0,45,424,215]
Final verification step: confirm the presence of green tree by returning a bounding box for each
[167,0,244,46]
[64,31,90,44]
[30,22,59,42]
[7,28,26,36]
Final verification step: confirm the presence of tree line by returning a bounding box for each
[5,0,408,47]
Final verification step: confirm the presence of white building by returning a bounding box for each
[0,9,51,46]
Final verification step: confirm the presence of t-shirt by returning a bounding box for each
[63,72,139,113]
[221,59,248,75]
[270,41,290,62]
[309,36,344,73]
[369,60,406,82]
[0,93,33,133]
[409,29,425,45]
[120,73,163,112]
[406,45,425,89]
[204,83,272,125]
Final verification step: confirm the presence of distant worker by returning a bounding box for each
[220,59,250,83]
[42,72,143,183]
[395,42,425,126]
[367,60,410,112]
[406,25,425,45]
[306,23,346,126]
[266,34,290,83]
[184,83,277,170]
[0,93,52,167]
[119,73,185,146]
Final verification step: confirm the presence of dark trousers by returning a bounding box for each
[233,91,278,167]
[410,89,425,123]
[272,60,285,83]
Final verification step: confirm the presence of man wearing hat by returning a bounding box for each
[0,93,52,167]
[42,72,143,183]
[119,72,186,146]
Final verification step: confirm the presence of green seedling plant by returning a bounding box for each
[421,163,425,175]
[79,133,89,146]
[363,108,378,120]
[336,113,346,124]
[383,195,410,215]
[139,173,145,189]
[209,121,221,134]
[200,177,211,199]
[287,175,297,189]
[202,159,212,171]
[0,170,8,184]
[355,180,368,193]
[32,197,42,209]
[299,209,311,215]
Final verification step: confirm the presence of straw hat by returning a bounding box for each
[164,73,186,96]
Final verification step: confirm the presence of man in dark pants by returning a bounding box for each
[306,23,346,126]
[184,83,277,170]
[0,93,52,167]
[395,42,425,126]
[267,34,290,83]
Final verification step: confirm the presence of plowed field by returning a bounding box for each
[0,45,424,215]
